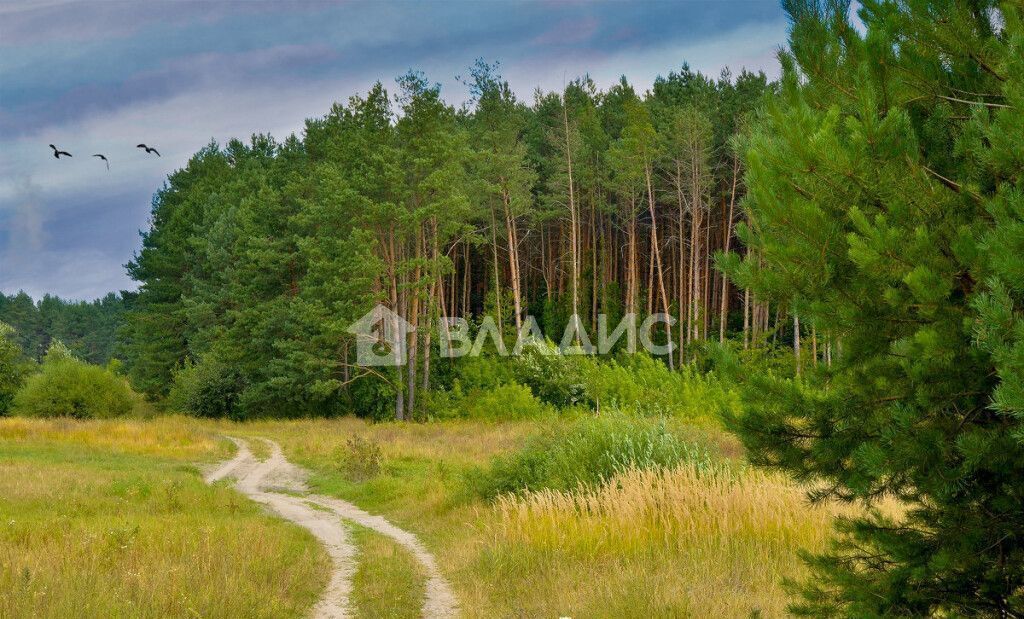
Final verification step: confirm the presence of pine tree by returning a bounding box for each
[722,0,1024,614]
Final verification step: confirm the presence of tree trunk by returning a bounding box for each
[719,154,739,342]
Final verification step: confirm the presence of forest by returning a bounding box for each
[2,0,1023,616]
[0,291,127,365]
[120,62,773,420]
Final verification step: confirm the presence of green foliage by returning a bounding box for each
[0,322,31,415]
[459,383,553,421]
[167,356,245,419]
[471,414,713,499]
[0,291,127,364]
[581,353,738,419]
[13,343,135,418]
[721,1,1024,614]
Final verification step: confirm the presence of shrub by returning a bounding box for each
[335,435,384,481]
[511,341,588,407]
[455,354,515,391]
[167,356,245,419]
[471,414,714,499]
[581,353,740,419]
[422,382,553,421]
[13,344,135,418]
[460,383,553,420]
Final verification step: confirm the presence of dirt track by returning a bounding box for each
[205,436,458,619]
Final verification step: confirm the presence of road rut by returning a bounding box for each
[205,436,458,619]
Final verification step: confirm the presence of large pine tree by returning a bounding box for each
[723,0,1024,614]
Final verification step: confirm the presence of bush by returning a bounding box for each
[471,414,714,499]
[511,341,588,407]
[335,435,383,481]
[580,353,740,419]
[13,344,135,418]
[168,356,245,419]
[460,383,553,420]
[422,382,553,421]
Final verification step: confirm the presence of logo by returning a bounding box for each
[347,304,415,366]
[348,306,678,367]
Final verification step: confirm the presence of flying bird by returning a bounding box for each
[49,144,72,159]
[93,154,109,170]
[136,143,160,157]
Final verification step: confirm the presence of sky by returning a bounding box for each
[0,0,788,301]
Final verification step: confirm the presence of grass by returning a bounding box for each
[0,416,328,619]
[350,524,426,619]
[482,463,829,617]
[3,413,882,617]
[199,415,844,618]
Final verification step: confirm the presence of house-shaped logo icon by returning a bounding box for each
[347,304,414,366]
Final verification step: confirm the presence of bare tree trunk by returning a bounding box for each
[489,204,503,332]
[719,155,739,342]
[591,199,598,327]
[645,165,673,370]
[406,227,423,418]
[462,242,470,317]
[503,189,523,332]
[742,287,750,349]
[626,207,638,316]
[386,227,405,421]
[563,100,581,335]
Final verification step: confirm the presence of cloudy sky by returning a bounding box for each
[0,0,787,301]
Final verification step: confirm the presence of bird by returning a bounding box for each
[136,143,160,157]
[92,154,109,170]
[49,144,72,159]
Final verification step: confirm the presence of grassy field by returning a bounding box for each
[0,417,327,619]
[2,413,857,617]
[208,415,837,617]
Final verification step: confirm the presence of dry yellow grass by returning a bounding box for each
[0,416,328,619]
[0,414,227,459]
[473,463,832,617]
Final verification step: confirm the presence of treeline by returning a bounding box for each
[123,62,774,418]
[0,291,128,365]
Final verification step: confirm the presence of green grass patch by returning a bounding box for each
[468,414,716,498]
[350,524,426,619]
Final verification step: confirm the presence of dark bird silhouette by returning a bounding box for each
[93,154,109,170]
[49,144,72,159]
[136,143,160,157]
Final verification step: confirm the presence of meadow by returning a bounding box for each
[200,414,840,617]
[0,417,327,619]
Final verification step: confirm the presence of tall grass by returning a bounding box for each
[202,416,850,617]
[471,414,716,498]
[0,417,327,619]
[478,463,835,617]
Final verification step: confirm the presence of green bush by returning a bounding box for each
[455,354,515,391]
[471,414,714,498]
[168,356,245,419]
[423,382,553,421]
[511,341,588,407]
[12,344,135,418]
[581,353,740,419]
[460,383,553,420]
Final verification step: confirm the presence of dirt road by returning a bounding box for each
[204,436,458,619]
